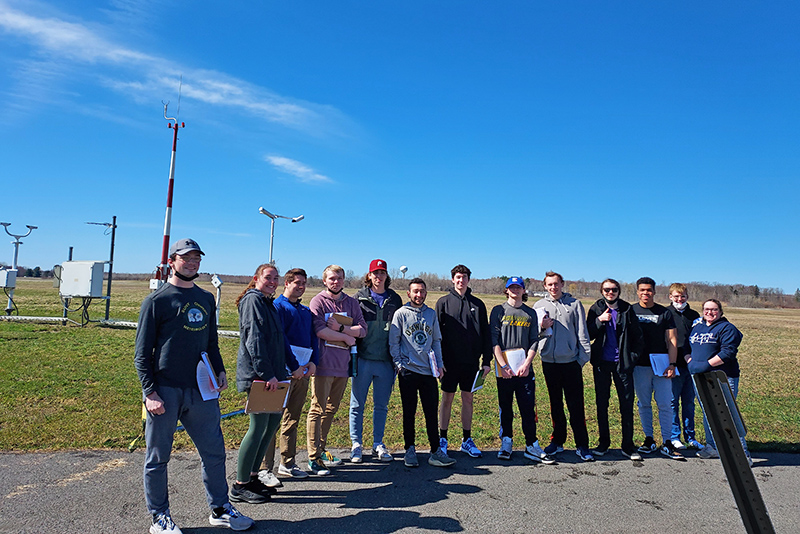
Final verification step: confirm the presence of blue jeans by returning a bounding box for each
[349,358,395,446]
[144,386,229,515]
[699,376,748,454]
[670,371,696,442]
[633,365,673,444]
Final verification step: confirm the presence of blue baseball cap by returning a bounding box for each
[505,277,525,289]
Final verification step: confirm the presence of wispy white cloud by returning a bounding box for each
[0,3,154,64]
[266,155,334,184]
[0,1,348,135]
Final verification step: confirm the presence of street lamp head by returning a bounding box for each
[0,223,9,227]
[259,207,277,219]
[291,215,305,223]
[26,226,38,230]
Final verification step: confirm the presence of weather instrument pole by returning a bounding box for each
[87,216,117,320]
[155,102,185,286]
[0,222,37,315]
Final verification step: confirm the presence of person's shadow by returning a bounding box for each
[187,452,491,532]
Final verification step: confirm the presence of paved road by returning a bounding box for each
[1,447,797,533]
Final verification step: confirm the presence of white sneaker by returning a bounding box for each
[277,463,308,478]
[670,439,687,450]
[373,443,393,462]
[524,440,556,465]
[351,443,363,463]
[497,436,513,460]
[257,469,282,488]
[151,511,182,534]
[209,504,254,531]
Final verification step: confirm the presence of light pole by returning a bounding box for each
[86,216,117,320]
[1,222,37,315]
[258,207,304,264]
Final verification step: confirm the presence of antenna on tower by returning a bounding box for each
[151,83,186,290]
[176,75,182,119]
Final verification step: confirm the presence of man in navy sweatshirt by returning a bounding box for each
[134,238,253,533]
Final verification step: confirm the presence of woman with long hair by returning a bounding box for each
[229,263,288,504]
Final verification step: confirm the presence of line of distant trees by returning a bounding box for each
[8,262,799,309]
[0,263,52,278]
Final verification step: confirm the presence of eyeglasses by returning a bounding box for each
[178,255,202,264]
[602,287,619,293]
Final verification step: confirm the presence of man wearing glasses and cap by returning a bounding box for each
[587,279,645,461]
[135,238,254,533]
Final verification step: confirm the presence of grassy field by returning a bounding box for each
[1,278,798,453]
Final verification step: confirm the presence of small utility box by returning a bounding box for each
[59,261,106,298]
[0,269,16,289]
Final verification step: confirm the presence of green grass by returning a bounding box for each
[1,279,798,452]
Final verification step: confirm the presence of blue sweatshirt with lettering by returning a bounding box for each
[687,317,742,378]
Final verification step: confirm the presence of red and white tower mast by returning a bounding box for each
[153,102,185,286]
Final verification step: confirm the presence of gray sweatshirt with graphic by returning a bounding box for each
[533,291,590,366]
[389,303,443,376]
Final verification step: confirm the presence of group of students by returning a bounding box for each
[134,238,747,534]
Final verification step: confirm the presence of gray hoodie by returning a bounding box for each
[533,291,590,366]
[389,302,443,376]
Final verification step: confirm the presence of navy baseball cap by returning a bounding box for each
[505,277,525,289]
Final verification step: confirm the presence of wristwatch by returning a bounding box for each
[338,324,345,333]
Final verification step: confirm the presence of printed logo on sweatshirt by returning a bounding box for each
[406,321,433,347]
[689,332,716,345]
[636,313,660,324]
[501,315,530,328]
[182,301,209,332]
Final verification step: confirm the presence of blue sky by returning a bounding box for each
[1,1,798,292]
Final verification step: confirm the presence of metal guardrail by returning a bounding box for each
[0,315,79,325]
[0,315,241,338]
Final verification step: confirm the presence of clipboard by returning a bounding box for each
[325,313,353,349]
[471,370,486,393]
[496,348,526,378]
[245,380,292,414]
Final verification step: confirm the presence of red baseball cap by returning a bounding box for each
[369,259,387,272]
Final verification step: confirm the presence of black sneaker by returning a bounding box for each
[638,436,657,454]
[660,441,686,461]
[248,477,278,496]
[591,445,609,457]
[229,481,270,504]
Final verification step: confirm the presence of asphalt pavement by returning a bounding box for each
[1,447,798,533]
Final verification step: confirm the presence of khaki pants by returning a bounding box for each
[261,375,310,471]
[306,375,348,461]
